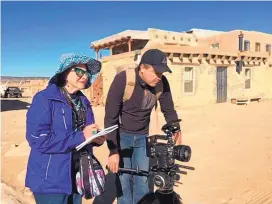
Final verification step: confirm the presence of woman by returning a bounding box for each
[25,53,105,204]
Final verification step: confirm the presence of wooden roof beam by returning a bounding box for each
[188,54,194,63]
[209,59,216,64]
[215,59,223,65]
[212,54,218,60]
[223,60,230,65]
[223,55,231,65]
[229,56,237,65]
[257,57,262,62]
[243,56,249,61]
[198,53,204,60]
[249,60,254,66]
[178,53,183,63]
[235,56,241,61]
[253,61,259,65]
[221,55,226,61]
[168,53,174,60]
[206,54,212,60]
[192,58,200,65]
[179,53,191,64]
[93,36,131,50]
[197,54,204,64]
[222,57,229,65]
[252,57,257,62]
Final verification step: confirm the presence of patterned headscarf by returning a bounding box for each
[48,53,102,88]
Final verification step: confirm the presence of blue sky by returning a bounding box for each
[2,1,272,77]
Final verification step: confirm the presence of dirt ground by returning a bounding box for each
[1,97,272,204]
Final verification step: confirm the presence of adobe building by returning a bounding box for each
[89,28,272,107]
[1,78,49,97]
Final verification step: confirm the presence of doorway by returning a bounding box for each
[216,67,227,103]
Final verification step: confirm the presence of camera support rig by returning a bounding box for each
[116,119,195,194]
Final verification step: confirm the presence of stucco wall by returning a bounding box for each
[101,53,137,104]
[99,55,272,107]
[198,30,272,54]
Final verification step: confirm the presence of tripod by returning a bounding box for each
[117,164,194,204]
[137,190,182,204]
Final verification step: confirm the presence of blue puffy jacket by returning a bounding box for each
[25,84,94,194]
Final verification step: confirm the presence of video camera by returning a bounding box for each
[118,119,194,194]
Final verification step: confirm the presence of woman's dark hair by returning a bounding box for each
[55,69,70,87]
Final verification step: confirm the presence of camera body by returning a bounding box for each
[147,119,192,192]
[148,137,191,170]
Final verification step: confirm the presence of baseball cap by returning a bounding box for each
[139,49,172,73]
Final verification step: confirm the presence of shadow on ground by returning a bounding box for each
[1,99,30,112]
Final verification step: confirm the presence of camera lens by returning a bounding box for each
[173,145,191,162]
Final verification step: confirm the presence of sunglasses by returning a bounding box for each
[71,67,90,78]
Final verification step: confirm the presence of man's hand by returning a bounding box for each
[108,153,120,173]
[172,131,182,145]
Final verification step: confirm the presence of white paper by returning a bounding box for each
[76,125,119,151]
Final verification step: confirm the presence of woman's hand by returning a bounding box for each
[83,124,99,139]
[83,124,106,145]
[92,135,106,146]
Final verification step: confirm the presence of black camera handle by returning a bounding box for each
[106,164,195,176]
[117,166,189,176]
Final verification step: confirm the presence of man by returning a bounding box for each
[104,49,181,204]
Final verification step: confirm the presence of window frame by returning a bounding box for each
[255,42,261,52]
[244,40,250,51]
[245,68,251,89]
[183,67,195,95]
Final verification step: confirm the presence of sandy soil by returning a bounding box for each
[1,97,272,204]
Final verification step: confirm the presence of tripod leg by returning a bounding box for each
[148,157,157,192]
[173,191,182,204]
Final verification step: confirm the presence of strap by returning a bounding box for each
[60,87,73,107]
[90,156,103,193]
[154,81,163,133]
[155,81,163,100]
[123,69,136,102]
[59,87,85,130]
[123,69,164,102]
[80,151,92,199]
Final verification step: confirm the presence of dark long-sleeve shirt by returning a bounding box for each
[104,68,179,155]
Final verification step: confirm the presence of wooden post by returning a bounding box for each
[95,49,99,60]
[128,40,132,52]
[110,46,113,55]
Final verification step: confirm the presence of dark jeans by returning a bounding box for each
[33,193,81,204]
[117,133,150,204]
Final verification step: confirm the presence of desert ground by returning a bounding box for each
[1,97,272,204]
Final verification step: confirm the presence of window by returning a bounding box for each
[245,68,251,89]
[244,40,250,51]
[211,43,219,49]
[255,43,261,52]
[183,67,194,93]
[266,44,271,52]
